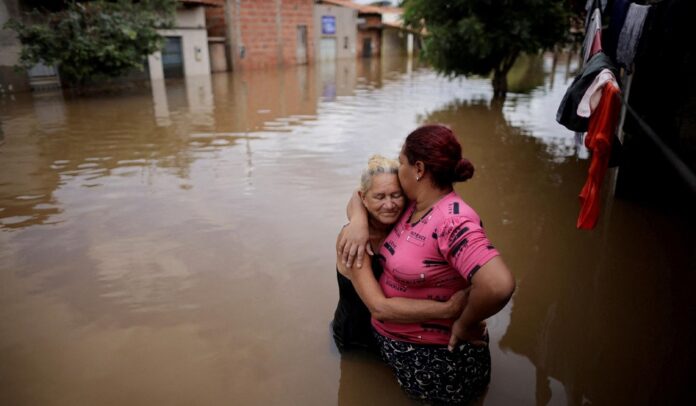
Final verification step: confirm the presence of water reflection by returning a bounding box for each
[150,79,170,127]
[422,91,695,406]
[507,53,546,94]
[0,54,693,405]
[422,97,579,405]
[498,197,695,405]
[337,350,418,405]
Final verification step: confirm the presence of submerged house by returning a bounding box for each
[210,0,316,71]
[0,0,218,93]
[316,0,415,59]
[314,0,359,61]
[148,0,219,80]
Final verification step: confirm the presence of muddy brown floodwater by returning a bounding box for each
[1,54,694,405]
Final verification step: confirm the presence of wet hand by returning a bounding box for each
[337,223,372,268]
[447,320,487,351]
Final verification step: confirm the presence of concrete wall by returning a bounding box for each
[381,27,406,57]
[313,5,357,61]
[226,0,314,70]
[177,6,207,27]
[151,6,211,78]
[0,0,30,93]
[208,37,228,72]
[148,51,165,80]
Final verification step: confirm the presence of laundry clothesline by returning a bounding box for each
[557,0,695,229]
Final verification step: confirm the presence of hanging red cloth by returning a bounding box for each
[577,82,621,229]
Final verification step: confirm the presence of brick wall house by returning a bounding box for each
[220,0,314,70]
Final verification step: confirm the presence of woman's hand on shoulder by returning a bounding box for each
[336,222,373,268]
[335,232,355,280]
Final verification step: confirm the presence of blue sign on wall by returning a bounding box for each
[322,16,336,35]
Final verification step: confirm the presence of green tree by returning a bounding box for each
[403,0,571,99]
[5,0,176,88]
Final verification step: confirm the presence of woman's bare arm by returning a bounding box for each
[337,231,467,323]
[336,190,371,268]
[447,256,515,350]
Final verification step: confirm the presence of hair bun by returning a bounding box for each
[454,158,474,182]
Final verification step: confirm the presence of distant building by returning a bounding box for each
[379,6,417,57]
[1,0,218,93]
[148,0,218,79]
[1,0,418,93]
[212,0,315,71]
[317,0,415,59]
[314,1,358,61]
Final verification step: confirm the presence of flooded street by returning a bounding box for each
[1,54,694,405]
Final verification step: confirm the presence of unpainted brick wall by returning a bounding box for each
[231,0,314,70]
[205,5,227,38]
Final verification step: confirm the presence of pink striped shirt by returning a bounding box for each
[372,192,499,345]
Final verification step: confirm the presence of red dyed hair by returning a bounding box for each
[402,124,474,189]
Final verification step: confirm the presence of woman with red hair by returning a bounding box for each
[339,124,515,404]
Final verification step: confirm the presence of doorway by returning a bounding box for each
[162,36,184,78]
[319,38,337,61]
[362,38,372,58]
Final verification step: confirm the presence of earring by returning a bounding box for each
[416,175,420,181]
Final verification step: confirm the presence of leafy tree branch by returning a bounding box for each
[403,0,572,99]
[4,0,176,87]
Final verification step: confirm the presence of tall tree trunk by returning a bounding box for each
[491,50,520,101]
[492,68,508,100]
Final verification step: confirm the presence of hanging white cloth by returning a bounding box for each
[577,68,619,118]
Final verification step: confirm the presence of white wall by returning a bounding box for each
[313,5,357,61]
[150,6,211,77]
[148,51,165,80]
[175,7,206,28]
[381,27,406,57]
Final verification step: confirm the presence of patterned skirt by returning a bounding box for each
[374,331,491,405]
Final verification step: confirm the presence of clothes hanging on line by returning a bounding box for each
[583,8,604,64]
[604,0,631,61]
[577,82,622,230]
[585,0,609,27]
[577,68,619,118]
[585,0,608,14]
[557,52,619,132]
[617,3,651,71]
